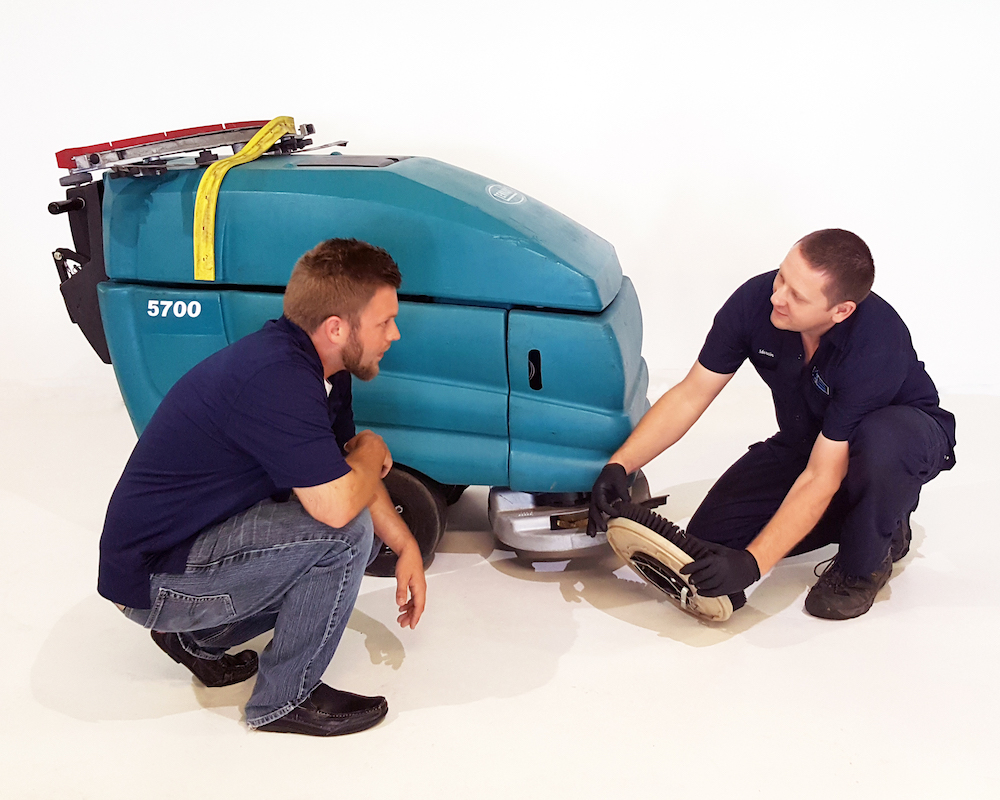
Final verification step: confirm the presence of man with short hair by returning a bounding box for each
[100,238,426,735]
[589,229,955,619]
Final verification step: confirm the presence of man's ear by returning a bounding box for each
[319,315,350,346]
[831,300,857,324]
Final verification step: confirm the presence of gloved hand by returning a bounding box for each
[586,463,630,537]
[679,542,760,597]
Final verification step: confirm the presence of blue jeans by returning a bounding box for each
[121,496,378,727]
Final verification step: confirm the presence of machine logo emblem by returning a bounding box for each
[487,184,526,205]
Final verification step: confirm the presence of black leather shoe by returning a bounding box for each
[150,630,258,687]
[256,683,388,736]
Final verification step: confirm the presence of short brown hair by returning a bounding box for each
[796,229,875,306]
[283,239,402,333]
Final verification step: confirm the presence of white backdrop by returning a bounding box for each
[4,0,997,393]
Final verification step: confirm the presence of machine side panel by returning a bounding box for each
[353,302,509,487]
[507,277,650,492]
[98,283,234,434]
[98,286,511,487]
[103,169,202,283]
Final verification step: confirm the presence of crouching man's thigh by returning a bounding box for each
[127,499,375,632]
[847,406,951,487]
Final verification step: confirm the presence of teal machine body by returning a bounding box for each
[50,131,651,564]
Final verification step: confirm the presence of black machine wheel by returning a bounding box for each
[442,484,468,506]
[365,466,447,577]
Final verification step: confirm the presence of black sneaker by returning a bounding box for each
[890,516,911,562]
[804,555,893,620]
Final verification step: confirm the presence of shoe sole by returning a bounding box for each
[256,702,388,736]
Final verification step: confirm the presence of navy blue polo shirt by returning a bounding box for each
[98,316,356,609]
[699,271,957,454]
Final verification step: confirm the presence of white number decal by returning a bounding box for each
[146,299,203,318]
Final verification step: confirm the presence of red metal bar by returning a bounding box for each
[108,132,169,149]
[163,123,225,139]
[56,143,112,169]
[223,120,270,130]
[55,121,272,170]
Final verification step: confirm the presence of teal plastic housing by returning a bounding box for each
[98,154,649,492]
[102,156,621,311]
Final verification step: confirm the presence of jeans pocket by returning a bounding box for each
[146,588,237,632]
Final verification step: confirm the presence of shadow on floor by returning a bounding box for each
[482,481,927,646]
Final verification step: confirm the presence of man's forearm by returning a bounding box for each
[294,434,389,529]
[611,362,733,473]
[368,482,420,556]
[747,434,849,574]
[610,389,698,473]
[747,470,840,574]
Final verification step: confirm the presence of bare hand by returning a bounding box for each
[394,544,426,629]
[345,430,393,478]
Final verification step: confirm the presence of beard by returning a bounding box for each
[342,329,379,381]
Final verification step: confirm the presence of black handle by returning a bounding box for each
[528,349,543,390]
[48,197,86,215]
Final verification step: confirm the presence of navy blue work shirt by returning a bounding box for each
[98,316,356,609]
[698,271,957,455]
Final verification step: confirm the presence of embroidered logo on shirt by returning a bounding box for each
[812,366,831,396]
[757,349,775,358]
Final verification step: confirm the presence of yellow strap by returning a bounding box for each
[193,116,296,281]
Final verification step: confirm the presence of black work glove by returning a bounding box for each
[679,543,760,597]
[586,463,630,537]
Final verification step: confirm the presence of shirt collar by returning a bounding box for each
[818,295,867,354]
[271,316,323,375]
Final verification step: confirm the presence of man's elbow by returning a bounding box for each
[804,466,846,502]
[315,505,360,530]
[295,476,371,530]
[818,474,845,502]
[313,491,369,529]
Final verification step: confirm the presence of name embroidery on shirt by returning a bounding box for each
[757,349,775,358]
[812,366,831,396]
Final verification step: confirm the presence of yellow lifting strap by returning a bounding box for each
[193,116,296,281]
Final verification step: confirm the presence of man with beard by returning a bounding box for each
[589,229,955,620]
[99,238,425,735]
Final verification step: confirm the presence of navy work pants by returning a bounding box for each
[685,406,953,576]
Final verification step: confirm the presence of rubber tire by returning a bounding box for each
[443,484,468,506]
[365,467,447,578]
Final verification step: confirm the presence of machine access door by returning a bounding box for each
[506,277,649,493]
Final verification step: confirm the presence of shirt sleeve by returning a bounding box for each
[697,275,760,375]
[821,323,912,442]
[225,361,351,489]
[327,371,357,453]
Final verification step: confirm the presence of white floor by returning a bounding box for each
[2,368,997,799]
